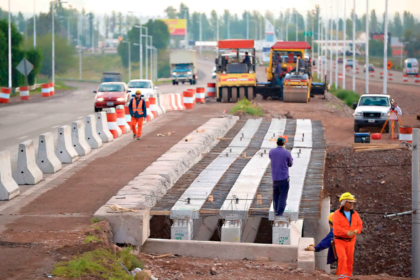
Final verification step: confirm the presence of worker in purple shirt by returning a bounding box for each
[269,137,293,217]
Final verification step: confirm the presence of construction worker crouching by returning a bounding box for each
[129,90,147,140]
[333,192,363,280]
[306,213,338,265]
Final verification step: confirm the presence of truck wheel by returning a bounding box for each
[239,87,246,100]
[262,95,268,100]
[172,80,175,85]
[182,81,185,84]
[247,87,254,101]
[94,106,101,112]
[231,87,238,103]
[354,124,360,132]
[222,88,229,103]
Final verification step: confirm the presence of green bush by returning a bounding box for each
[230,99,264,117]
[332,89,360,107]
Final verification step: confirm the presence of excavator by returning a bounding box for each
[214,40,257,103]
[255,41,327,103]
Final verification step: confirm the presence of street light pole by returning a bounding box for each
[247,12,249,39]
[335,2,339,88]
[199,13,202,55]
[135,24,147,79]
[365,0,369,93]
[330,2,333,85]
[78,15,81,80]
[52,1,68,85]
[383,0,388,94]
[34,0,36,47]
[122,41,131,81]
[8,0,11,88]
[352,0,356,92]
[296,11,298,41]
[343,0,346,89]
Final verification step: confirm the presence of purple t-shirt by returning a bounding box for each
[269,146,293,181]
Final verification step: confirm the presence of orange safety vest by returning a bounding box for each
[132,99,144,114]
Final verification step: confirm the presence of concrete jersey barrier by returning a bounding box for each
[12,140,43,185]
[56,125,79,163]
[96,112,114,143]
[0,151,20,200]
[36,132,63,174]
[85,114,103,149]
[71,120,92,156]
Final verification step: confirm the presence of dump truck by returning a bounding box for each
[255,41,327,103]
[101,72,122,83]
[214,39,257,103]
[170,49,197,85]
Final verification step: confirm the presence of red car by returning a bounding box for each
[94,82,130,112]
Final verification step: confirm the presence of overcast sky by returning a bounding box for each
[2,0,419,19]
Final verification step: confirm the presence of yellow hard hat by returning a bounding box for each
[135,90,141,94]
[339,192,356,202]
[328,213,334,223]
[282,63,287,68]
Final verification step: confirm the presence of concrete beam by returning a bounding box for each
[141,238,298,263]
[241,217,262,243]
[297,237,315,273]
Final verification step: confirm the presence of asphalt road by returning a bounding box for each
[0,57,214,170]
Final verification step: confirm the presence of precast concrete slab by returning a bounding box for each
[272,219,303,245]
[106,195,155,209]
[292,119,312,148]
[260,118,287,149]
[141,238,298,262]
[170,119,263,221]
[194,216,219,241]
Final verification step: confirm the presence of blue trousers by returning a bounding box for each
[273,178,290,216]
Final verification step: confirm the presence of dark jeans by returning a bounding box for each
[273,178,290,216]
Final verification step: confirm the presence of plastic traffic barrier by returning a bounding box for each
[0,151,20,200]
[49,82,55,96]
[13,140,43,185]
[56,125,79,163]
[19,86,30,100]
[106,108,122,138]
[71,120,92,156]
[124,105,131,126]
[96,112,114,143]
[85,114,103,149]
[115,105,128,134]
[36,132,62,174]
[157,92,166,114]
[399,127,413,144]
[41,83,50,97]
[183,91,194,109]
[207,83,216,98]
[145,99,153,122]
[196,87,205,104]
[0,87,11,103]
[149,97,158,118]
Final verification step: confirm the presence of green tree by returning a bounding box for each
[370,9,378,33]
[35,34,76,77]
[25,47,43,85]
[165,6,178,19]
[369,39,392,57]
[394,12,403,36]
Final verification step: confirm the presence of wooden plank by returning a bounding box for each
[150,210,171,216]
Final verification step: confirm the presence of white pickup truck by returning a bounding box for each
[127,79,158,99]
[353,94,391,133]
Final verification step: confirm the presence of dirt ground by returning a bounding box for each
[1,75,420,279]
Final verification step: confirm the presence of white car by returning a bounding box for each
[353,94,391,132]
[212,66,216,79]
[127,79,157,99]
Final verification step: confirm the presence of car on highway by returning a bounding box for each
[363,64,375,72]
[345,59,355,68]
[403,58,419,75]
[321,56,326,64]
[338,57,344,64]
[212,66,216,79]
[94,82,130,112]
[353,94,391,132]
[127,79,157,99]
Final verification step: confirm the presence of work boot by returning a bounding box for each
[137,137,141,140]
[133,134,136,139]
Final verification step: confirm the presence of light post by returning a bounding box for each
[352,0,356,92]
[122,41,131,81]
[342,0,346,89]
[8,0,11,88]
[181,8,188,47]
[295,10,298,41]
[51,1,68,86]
[365,0,369,93]
[199,13,202,54]
[33,0,36,47]
[141,34,152,80]
[247,12,249,39]
[77,15,81,80]
[383,0,389,94]
[335,1,339,88]
[330,3,333,86]
[135,25,147,79]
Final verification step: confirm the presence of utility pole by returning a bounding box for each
[33,0,36,47]
[199,13,202,55]
[78,16,82,80]
[296,11,298,41]
[335,2,339,88]
[247,12,249,40]
[318,15,320,77]
[343,0,346,89]
[365,0,369,93]
[122,41,131,81]
[383,0,389,94]
[227,15,230,39]
[8,0,11,88]
[304,17,306,42]
[352,0,356,92]
[330,2,333,85]
[216,16,219,41]
[286,15,289,41]
[412,128,420,278]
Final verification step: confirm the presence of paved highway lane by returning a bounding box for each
[0,57,215,170]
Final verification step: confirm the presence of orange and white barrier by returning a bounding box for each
[124,105,131,126]
[356,68,360,74]
[161,93,186,112]
[403,75,408,82]
[187,89,196,105]
[106,108,122,138]
[207,83,216,98]
[380,72,384,79]
[145,99,154,122]
[399,127,412,144]
[346,66,350,72]
[49,82,55,96]
[0,87,11,103]
[19,86,29,101]
[370,71,374,78]
[388,73,393,81]
[338,74,343,81]
[196,87,205,104]
[149,97,158,118]
[183,91,194,109]
[415,75,420,83]
[41,84,50,97]
[116,105,130,134]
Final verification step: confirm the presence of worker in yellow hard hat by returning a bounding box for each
[333,192,363,280]
[306,213,338,265]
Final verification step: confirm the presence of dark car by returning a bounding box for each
[338,57,344,64]
[363,64,375,72]
[94,82,130,112]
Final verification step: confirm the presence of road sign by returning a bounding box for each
[387,61,393,69]
[304,31,313,36]
[16,58,33,87]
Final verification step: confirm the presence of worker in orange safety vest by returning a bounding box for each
[333,192,363,280]
[128,90,147,140]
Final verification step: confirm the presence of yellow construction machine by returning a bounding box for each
[215,40,257,103]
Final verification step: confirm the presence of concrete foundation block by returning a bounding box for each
[0,151,20,200]
[297,237,315,273]
[96,112,114,143]
[94,206,150,246]
[36,132,63,174]
[273,219,303,246]
[221,219,242,243]
[85,114,103,149]
[13,140,43,185]
[171,218,193,240]
[71,120,92,156]
[106,195,154,209]
[56,125,79,163]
